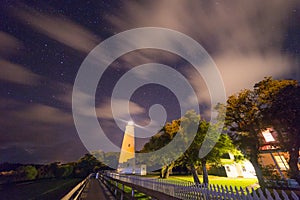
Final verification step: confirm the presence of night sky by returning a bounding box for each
[0,0,299,164]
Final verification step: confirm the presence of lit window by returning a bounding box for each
[274,155,289,170]
[242,166,246,172]
[262,129,275,142]
[226,166,231,172]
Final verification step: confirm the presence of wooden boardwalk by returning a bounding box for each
[79,178,115,200]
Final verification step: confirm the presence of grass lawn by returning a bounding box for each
[167,175,258,189]
[0,178,82,200]
[113,174,258,200]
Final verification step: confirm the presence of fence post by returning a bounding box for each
[281,190,290,200]
[216,184,220,199]
[245,187,251,200]
[273,189,281,200]
[131,187,134,199]
[234,186,239,199]
[240,186,246,200]
[258,188,267,200]
[115,181,118,196]
[120,183,124,200]
[291,191,299,200]
[229,185,234,199]
[265,188,273,200]
[252,188,259,200]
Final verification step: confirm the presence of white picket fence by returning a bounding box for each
[174,182,299,200]
[105,172,299,200]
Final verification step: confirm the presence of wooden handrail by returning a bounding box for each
[61,176,89,200]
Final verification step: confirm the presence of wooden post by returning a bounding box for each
[120,184,124,200]
[115,181,118,196]
[131,187,134,199]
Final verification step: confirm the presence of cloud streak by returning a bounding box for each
[0,60,42,86]
[0,31,22,57]
[13,4,100,53]
[188,52,294,105]
[97,98,145,119]
[12,103,73,125]
[107,0,298,97]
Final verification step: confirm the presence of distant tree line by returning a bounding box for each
[0,153,107,183]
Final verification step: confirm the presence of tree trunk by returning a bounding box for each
[250,154,266,188]
[161,163,174,179]
[163,165,170,179]
[288,147,300,185]
[160,166,166,178]
[202,160,209,185]
[190,164,201,185]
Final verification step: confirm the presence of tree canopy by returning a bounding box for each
[141,110,236,185]
[223,77,298,187]
[267,84,300,184]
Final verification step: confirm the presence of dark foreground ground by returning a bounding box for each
[0,178,81,200]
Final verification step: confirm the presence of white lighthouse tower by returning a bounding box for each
[117,121,135,174]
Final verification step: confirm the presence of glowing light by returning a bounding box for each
[128,121,134,126]
[262,129,275,142]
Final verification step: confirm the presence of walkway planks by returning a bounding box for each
[80,178,115,200]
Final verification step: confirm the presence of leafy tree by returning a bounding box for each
[36,162,76,179]
[91,150,105,163]
[201,133,237,184]
[224,89,265,186]
[141,110,236,185]
[75,154,103,177]
[16,165,38,181]
[62,164,74,178]
[54,164,74,178]
[223,77,297,188]
[49,162,60,178]
[267,84,300,184]
[37,164,54,179]
[175,118,205,184]
[103,152,119,170]
[140,119,181,178]
[178,119,235,185]
[139,110,199,179]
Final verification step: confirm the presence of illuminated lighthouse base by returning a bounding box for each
[117,121,136,174]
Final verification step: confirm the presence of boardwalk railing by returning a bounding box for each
[61,176,89,200]
[103,172,299,200]
[100,172,179,200]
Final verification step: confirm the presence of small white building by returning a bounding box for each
[135,164,147,175]
[221,153,256,178]
[117,157,135,174]
[224,160,256,178]
[117,163,147,175]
